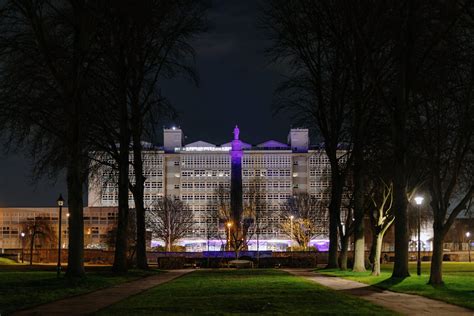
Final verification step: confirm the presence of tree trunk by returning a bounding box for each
[327,171,343,268]
[368,227,377,270]
[391,0,413,280]
[391,180,409,278]
[113,79,130,274]
[29,233,35,266]
[339,236,349,270]
[132,133,148,269]
[113,146,130,274]
[352,153,366,272]
[429,227,445,285]
[371,233,384,276]
[65,143,85,278]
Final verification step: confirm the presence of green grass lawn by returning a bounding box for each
[0,257,18,265]
[97,269,396,315]
[318,262,474,310]
[0,267,161,315]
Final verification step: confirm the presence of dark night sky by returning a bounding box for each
[0,0,295,207]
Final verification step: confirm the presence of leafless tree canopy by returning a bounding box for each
[147,196,194,251]
[280,193,325,250]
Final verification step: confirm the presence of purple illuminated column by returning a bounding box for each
[230,125,243,233]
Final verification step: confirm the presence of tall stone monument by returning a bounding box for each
[230,125,243,247]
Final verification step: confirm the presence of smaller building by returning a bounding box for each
[0,207,117,251]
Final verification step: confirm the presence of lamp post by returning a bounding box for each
[20,232,25,263]
[414,196,424,276]
[289,215,294,252]
[227,222,232,251]
[466,232,471,263]
[56,194,64,278]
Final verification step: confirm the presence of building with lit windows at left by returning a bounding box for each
[0,207,117,250]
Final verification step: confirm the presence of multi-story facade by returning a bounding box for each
[0,207,117,250]
[88,127,342,251]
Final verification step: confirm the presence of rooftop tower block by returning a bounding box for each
[288,128,309,152]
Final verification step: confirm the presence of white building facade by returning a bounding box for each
[88,127,344,251]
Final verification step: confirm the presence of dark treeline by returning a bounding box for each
[0,0,208,277]
[262,0,473,285]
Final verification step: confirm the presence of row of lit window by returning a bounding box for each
[181,170,230,177]
[243,193,292,200]
[181,182,230,189]
[309,181,331,187]
[243,155,292,165]
[243,169,291,177]
[243,181,292,188]
[181,155,230,167]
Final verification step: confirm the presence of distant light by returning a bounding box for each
[227,222,232,228]
[20,232,25,237]
[414,196,424,205]
[467,232,471,238]
[57,194,64,207]
[289,215,294,220]
[67,213,70,217]
[175,147,231,152]
[172,126,176,130]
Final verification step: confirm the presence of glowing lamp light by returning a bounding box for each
[57,194,64,207]
[172,126,176,130]
[20,232,25,237]
[467,232,471,238]
[414,196,424,205]
[289,215,294,220]
[227,222,232,228]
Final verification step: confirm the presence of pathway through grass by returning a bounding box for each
[0,267,160,315]
[97,269,395,315]
[318,262,474,310]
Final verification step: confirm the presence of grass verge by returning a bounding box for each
[0,257,18,265]
[0,266,161,315]
[97,269,396,315]
[318,262,474,310]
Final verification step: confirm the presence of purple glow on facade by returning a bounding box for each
[257,140,289,148]
[310,240,330,251]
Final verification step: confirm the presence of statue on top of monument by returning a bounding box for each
[233,125,240,140]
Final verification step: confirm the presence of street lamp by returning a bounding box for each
[414,196,424,276]
[20,232,25,263]
[289,215,294,252]
[56,194,64,278]
[227,222,232,251]
[466,232,471,263]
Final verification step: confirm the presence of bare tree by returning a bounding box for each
[21,218,56,265]
[280,193,323,251]
[147,196,194,251]
[412,24,474,284]
[0,0,102,278]
[81,0,208,271]
[262,0,352,268]
[337,188,355,270]
[244,177,269,263]
[105,209,136,262]
[367,180,395,276]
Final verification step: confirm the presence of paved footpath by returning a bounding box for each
[14,269,193,316]
[284,269,473,316]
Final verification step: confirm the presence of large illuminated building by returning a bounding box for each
[88,126,341,251]
[0,126,444,253]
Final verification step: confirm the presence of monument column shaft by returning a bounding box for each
[230,125,244,245]
[230,152,243,229]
